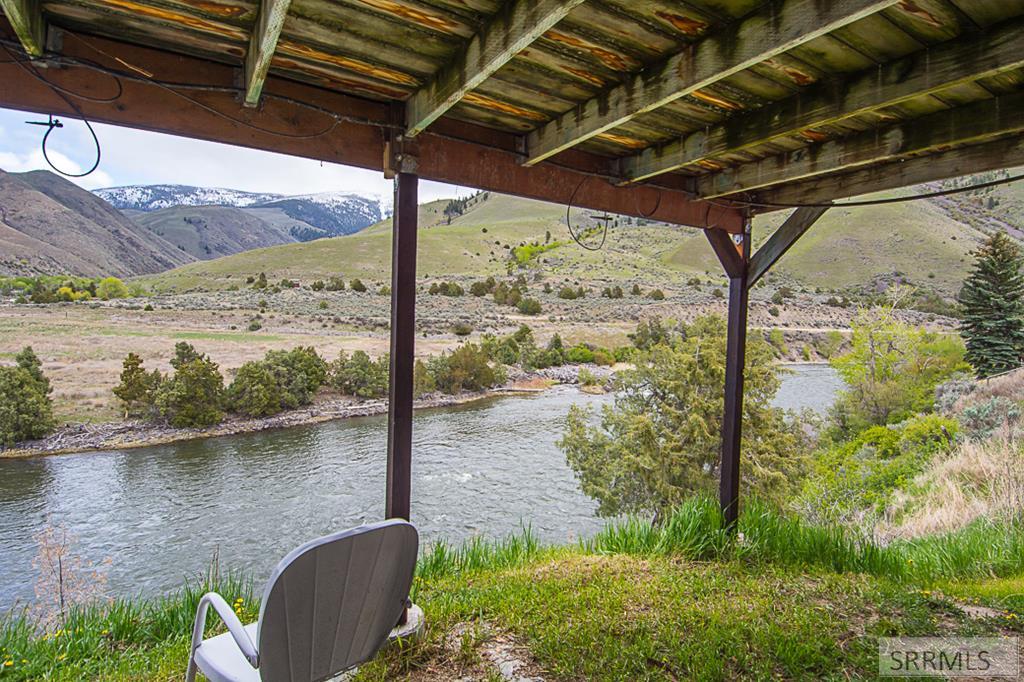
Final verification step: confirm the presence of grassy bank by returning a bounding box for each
[2,499,1021,681]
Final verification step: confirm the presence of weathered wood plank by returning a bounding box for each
[755,134,1024,207]
[699,89,1024,198]
[622,17,1024,183]
[405,0,585,136]
[524,0,899,165]
[747,205,830,286]
[0,0,43,56]
[244,0,292,106]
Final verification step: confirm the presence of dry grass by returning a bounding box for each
[884,437,1024,539]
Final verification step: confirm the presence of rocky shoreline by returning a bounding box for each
[2,365,617,460]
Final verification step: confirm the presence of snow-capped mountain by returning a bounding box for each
[94,184,284,210]
[94,184,384,239]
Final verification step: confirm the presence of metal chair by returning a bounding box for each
[185,520,418,682]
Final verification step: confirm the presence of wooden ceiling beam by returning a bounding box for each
[404,0,585,137]
[244,0,292,107]
[622,16,1024,184]
[699,89,1024,199]
[523,0,898,166]
[0,28,741,230]
[0,0,44,57]
[754,135,1024,209]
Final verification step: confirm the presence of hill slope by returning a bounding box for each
[131,206,297,260]
[0,170,194,277]
[140,178,1021,295]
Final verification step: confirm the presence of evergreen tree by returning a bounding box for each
[113,353,161,418]
[959,231,1024,377]
[559,316,808,520]
[0,347,54,446]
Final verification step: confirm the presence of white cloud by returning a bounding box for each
[0,107,471,201]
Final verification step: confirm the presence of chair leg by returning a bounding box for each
[185,651,198,682]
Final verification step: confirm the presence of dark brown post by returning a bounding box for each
[706,222,751,528]
[386,169,418,521]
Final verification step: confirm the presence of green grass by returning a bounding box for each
[3,501,1021,681]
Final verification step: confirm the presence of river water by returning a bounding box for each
[0,364,841,610]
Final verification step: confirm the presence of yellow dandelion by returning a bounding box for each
[57,654,66,661]
[101,629,109,635]
[4,660,13,667]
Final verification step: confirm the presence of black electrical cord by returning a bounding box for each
[565,177,609,251]
[4,45,102,177]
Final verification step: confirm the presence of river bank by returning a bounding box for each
[1,364,615,459]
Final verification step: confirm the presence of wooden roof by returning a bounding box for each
[3,0,1024,230]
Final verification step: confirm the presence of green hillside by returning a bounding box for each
[141,182,1009,296]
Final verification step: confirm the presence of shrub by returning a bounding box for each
[252,273,268,289]
[311,280,325,291]
[470,278,494,297]
[578,368,599,386]
[631,284,642,296]
[331,351,388,398]
[796,415,958,526]
[830,308,969,434]
[557,286,578,300]
[0,347,54,446]
[325,277,345,291]
[413,359,435,398]
[517,297,542,315]
[112,353,161,418]
[96,277,129,300]
[318,301,329,310]
[143,304,154,311]
[429,343,503,394]
[566,344,595,364]
[767,328,788,356]
[248,321,262,332]
[155,343,225,428]
[768,306,780,317]
[712,288,725,299]
[451,322,473,336]
[592,350,615,366]
[349,278,367,293]
[647,289,665,301]
[228,361,284,417]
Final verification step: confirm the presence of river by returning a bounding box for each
[0,364,842,610]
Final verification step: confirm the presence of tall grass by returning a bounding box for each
[587,496,1024,584]
[416,525,540,584]
[0,573,254,681]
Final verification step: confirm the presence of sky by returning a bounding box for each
[0,106,470,202]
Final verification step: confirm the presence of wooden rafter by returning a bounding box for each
[699,89,1024,199]
[244,0,292,107]
[0,0,44,57]
[404,0,586,137]
[523,0,898,166]
[756,136,1024,209]
[621,17,1024,184]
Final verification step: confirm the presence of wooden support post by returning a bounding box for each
[706,224,750,528]
[386,169,418,521]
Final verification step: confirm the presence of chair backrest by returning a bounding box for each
[256,520,418,682]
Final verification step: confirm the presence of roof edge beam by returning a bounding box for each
[756,136,1024,208]
[405,0,586,137]
[244,0,292,107]
[748,205,829,287]
[0,0,44,57]
[523,0,898,166]
[699,89,1024,199]
[622,16,1024,184]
